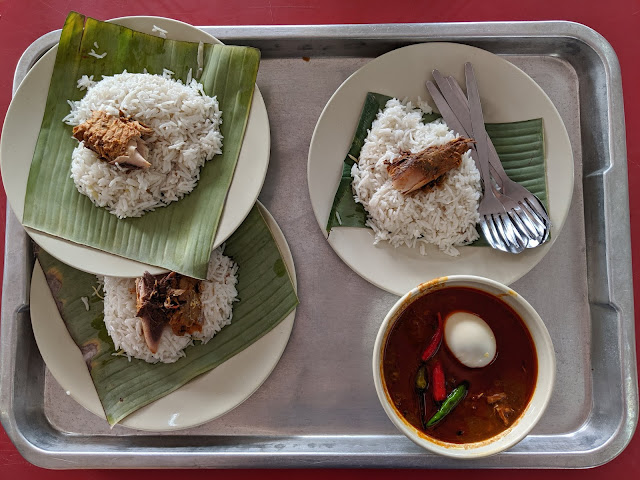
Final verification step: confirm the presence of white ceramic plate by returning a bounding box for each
[30,202,296,431]
[308,42,574,296]
[1,16,270,278]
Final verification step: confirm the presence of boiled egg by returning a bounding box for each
[444,311,496,368]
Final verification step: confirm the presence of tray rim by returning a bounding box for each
[1,19,637,469]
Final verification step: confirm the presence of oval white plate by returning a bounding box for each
[31,202,296,431]
[1,16,270,278]
[308,42,574,295]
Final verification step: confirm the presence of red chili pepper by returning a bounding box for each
[421,312,443,362]
[432,360,446,402]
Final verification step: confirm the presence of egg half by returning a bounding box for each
[444,311,497,368]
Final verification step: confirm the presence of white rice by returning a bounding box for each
[351,98,481,256]
[88,45,107,59]
[151,25,168,38]
[102,247,238,364]
[76,75,96,90]
[88,50,107,59]
[64,71,223,218]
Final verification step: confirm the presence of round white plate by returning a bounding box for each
[308,42,574,296]
[30,202,296,431]
[1,16,270,278]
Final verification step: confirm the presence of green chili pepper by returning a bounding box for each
[425,381,469,428]
[415,365,428,392]
[415,365,429,430]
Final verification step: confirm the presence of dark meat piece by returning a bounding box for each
[135,272,166,353]
[484,392,515,426]
[135,271,203,353]
[386,137,474,194]
[73,110,153,168]
[135,271,157,313]
[168,276,203,336]
[494,404,515,426]
[486,392,507,404]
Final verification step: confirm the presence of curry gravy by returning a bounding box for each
[382,286,537,444]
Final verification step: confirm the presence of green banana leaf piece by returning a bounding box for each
[37,205,299,426]
[326,92,391,230]
[326,92,548,246]
[23,12,261,279]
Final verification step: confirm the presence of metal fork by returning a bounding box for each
[426,80,523,252]
[427,70,527,253]
[427,67,549,250]
[432,69,550,248]
[464,63,530,253]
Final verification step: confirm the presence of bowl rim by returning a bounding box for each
[372,274,556,458]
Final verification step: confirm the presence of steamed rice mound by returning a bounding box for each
[351,98,481,256]
[64,71,223,218]
[102,247,238,364]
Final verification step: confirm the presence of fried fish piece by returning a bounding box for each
[386,137,474,194]
[72,110,153,168]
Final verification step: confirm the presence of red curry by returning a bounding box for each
[382,286,537,444]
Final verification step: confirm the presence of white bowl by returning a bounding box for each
[372,275,556,458]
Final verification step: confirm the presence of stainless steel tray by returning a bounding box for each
[1,21,637,469]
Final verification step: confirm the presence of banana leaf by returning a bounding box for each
[37,204,299,426]
[326,92,391,230]
[23,12,260,279]
[326,92,548,246]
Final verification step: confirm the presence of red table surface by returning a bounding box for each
[1,0,639,477]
